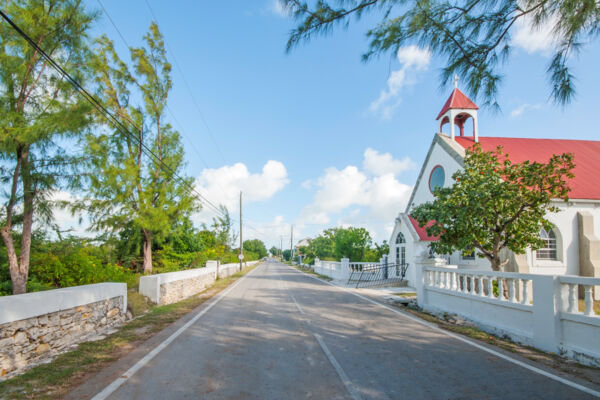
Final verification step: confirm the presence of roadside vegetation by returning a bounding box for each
[0,263,260,399]
[292,226,389,265]
[0,1,266,296]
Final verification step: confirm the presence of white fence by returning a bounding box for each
[312,258,350,281]
[415,262,600,366]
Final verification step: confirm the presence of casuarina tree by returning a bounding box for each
[80,24,198,274]
[411,144,575,271]
[0,0,95,294]
[283,0,600,107]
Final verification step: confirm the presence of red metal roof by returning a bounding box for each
[408,215,439,241]
[436,88,479,120]
[454,136,600,200]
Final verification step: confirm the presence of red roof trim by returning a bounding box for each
[436,88,479,120]
[408,215,439,242]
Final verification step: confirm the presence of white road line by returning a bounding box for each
[91,264,263,400]
[290,294,305,315]
[286,264,600,399]
[313,333,363,400]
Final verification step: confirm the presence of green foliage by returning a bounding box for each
[282,249,292,261]
[411,144,575,270]
[243,239,268,259]
[269,246,281,256]
[284,0,599,107]
[80,24,198,274]
[0,0,96,293]
[300,226,387,263]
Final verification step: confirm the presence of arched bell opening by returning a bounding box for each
[439,116,450,135]
[454,112,474,137]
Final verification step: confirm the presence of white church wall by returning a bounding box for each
[406,141,463,213]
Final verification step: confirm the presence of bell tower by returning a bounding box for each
[436,76,479,142]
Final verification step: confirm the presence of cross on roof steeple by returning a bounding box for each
[453,74,459,89]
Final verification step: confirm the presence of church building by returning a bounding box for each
[390,86,600,291]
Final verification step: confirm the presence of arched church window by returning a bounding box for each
[536,228,557,260]
[395,232,405,244]
[429,166,445,193]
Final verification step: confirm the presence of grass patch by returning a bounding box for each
[395,292,416,298]
[0,263,260,399]
[127,290,152,317]
[578,299,600,315]
[292,264,332,281]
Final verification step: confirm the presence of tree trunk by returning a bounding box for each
[0,229,27,295]
[142,229,153,274]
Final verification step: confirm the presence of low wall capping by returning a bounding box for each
[416,262,600,367]
[0,282,127,325]
[139,261,259,305]
[0,283,128,379]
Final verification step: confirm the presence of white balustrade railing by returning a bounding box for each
[558,276,600,317]
[423,266,534,307]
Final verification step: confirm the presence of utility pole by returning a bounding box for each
[280,236,283,261]
[239,191,243,272]
[290,225,294,264]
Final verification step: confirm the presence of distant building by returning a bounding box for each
[390,86,600,293]
[296,237,311,249]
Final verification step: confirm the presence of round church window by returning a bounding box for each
[429,165,445,193]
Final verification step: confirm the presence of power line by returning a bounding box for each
[96,0,130,48]
[96,0,236,221]
[0,8,229,220]
[142,0,230,168]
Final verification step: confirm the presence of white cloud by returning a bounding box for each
[270,0,292,17]
[363,148,416,176]
[194,160,289,222]
[369,46,431,119]
[510,103,541,118]
[512,14,558,54]
[299,150,413,241]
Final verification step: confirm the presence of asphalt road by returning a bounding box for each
[78,260,600,400]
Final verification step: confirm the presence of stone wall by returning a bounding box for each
[139,261,260,305]
[160,273,215,305]
[0,283,127,379]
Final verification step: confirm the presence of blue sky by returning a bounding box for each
[68,0,600,249]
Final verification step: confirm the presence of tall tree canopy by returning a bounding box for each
[283,0,600,107]
[0,0,96,294]
[411,145,575,270]
[80,24,198,274]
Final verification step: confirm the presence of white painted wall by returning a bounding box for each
[139,261,260,304]
[397,133,600,278]
[0,282,127,325]
[407,140,463,212]
[415,261,600,366]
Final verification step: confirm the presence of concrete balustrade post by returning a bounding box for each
[532,275,562,353]
[341,258,350,281]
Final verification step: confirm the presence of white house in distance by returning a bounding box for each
[390,86,600,293]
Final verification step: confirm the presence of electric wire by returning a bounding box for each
[0,8,228,220]
[142,0,230,168]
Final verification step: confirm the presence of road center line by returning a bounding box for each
[286,264,600,399]
[91,263,263,400]
[313,333,364,400]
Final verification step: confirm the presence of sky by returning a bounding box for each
[55,0,600,250]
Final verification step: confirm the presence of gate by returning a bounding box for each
[347,261,409,288]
